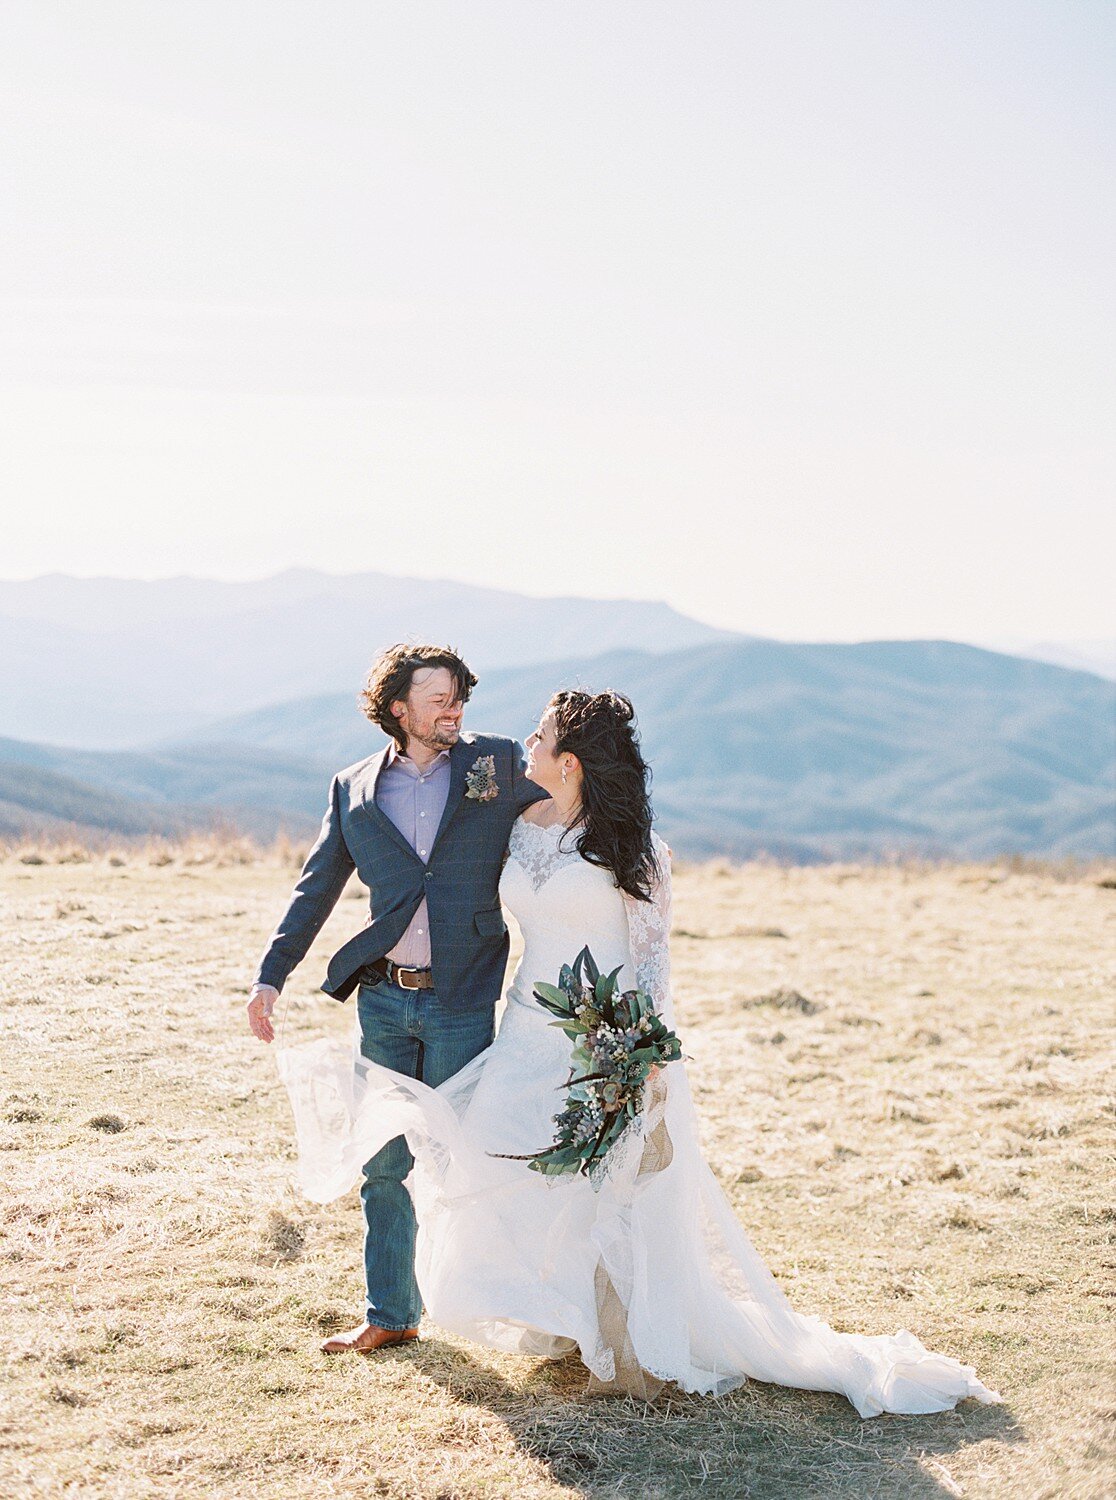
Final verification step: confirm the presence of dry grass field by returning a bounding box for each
[1,838,1113,1499]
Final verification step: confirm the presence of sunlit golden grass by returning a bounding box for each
[1,844,1113,1498]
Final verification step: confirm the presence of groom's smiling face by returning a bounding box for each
[391,666,464,753]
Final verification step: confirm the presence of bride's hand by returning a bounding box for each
[248,984,279,1043]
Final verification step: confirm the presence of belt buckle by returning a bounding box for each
[396,965,421,990]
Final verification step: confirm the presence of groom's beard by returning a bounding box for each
[414,724,460,751]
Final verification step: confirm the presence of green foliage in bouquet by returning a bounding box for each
[491,945,682,1182]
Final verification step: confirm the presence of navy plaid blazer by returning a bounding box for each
[254,731,548,1006]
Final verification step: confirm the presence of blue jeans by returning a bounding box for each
[355,977,495,1330]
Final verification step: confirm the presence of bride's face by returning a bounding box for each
[525,708,569,791]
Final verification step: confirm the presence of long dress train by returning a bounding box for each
[276,819,1002,1418]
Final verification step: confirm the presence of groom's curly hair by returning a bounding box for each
[358,643,477,749]
[548,688,660,902]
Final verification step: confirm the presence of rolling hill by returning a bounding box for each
[0,761,200,842]
[0,739,324,843]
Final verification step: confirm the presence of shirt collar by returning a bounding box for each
[385,740,452,772]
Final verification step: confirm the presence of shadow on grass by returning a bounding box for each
[376,1336,1023,1499]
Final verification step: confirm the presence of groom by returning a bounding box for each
[247,643,547,1353]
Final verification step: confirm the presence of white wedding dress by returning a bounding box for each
[276,819,1001,1417]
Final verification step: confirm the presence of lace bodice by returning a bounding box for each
[500,817,674,1026]
[505,817,588,893]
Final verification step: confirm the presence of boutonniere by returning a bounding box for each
[464,754,499,801]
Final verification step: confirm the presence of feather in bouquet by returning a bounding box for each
[490,945,682,1182]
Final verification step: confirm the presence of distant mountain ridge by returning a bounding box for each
[165,637,1115,859]
[977,635,1116,681]
[2,637,1111,860]
[0,570,743,748]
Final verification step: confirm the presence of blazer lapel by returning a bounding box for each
[429,734,474,857]
[356,745,423,863]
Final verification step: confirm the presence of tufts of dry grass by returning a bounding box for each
[0,829,311,872]
[0,846,1113,1498]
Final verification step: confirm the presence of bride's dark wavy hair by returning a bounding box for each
[548,688,660,902]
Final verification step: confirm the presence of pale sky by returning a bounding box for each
[2,1,1113,642]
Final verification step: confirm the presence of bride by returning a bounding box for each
[277,689,1002,1417]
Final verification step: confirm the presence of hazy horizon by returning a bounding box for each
[1,567,1112,679]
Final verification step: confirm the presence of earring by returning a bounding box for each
[561,764,568,783]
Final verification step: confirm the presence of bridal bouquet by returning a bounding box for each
[494,946,682,1181]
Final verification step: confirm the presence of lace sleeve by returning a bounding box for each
[610,830,676,1200]
[620,831,674,1028]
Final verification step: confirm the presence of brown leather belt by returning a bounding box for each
[364,956,435,991]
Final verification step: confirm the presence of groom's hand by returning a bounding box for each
[247,983,280,1043]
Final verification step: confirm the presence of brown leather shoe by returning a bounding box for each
[320,1321,419,1356]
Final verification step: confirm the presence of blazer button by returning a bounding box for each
[424,871,433,881]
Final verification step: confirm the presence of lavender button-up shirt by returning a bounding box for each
[374,740,452,968]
